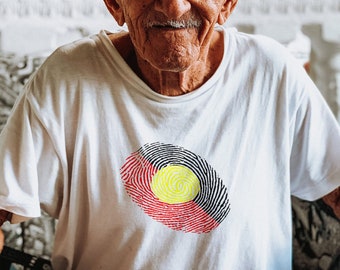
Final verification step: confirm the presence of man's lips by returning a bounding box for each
[146,20,202,30]
[152,24,185,30]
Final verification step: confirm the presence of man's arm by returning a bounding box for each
[322,187,340,219]
[0,210,12,227]
[0,228,4,253]
[0,210,12,253]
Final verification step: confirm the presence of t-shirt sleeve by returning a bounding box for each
[290,81,340,201]
[0,89,64,223]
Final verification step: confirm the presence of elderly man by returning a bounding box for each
[0,0,339,269]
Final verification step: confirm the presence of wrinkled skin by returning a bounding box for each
[104,0,238,96]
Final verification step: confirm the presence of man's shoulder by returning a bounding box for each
[234,30,290,57]
[35,32,108,80]
[227,29,299,72]
[50,34,103,63]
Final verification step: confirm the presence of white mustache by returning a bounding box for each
[146,19,202,29]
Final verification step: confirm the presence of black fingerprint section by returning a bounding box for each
[137,142,231,223]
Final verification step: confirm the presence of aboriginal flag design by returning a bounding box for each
[120,142,231,234]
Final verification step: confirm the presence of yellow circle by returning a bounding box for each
[151,165,200,204]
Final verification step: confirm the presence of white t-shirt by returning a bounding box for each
[0,27,340,270]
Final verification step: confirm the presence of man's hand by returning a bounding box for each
[322,187,340,219]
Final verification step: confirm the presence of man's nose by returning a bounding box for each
[154,0,191,18]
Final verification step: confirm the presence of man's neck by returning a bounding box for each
[110,30,224,96]
[135,51,217,96]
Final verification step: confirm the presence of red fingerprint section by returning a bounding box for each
[120,152,220,233]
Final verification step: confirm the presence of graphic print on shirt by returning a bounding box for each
[120,142,231,233]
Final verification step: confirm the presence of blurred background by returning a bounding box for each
[0,0,339,269]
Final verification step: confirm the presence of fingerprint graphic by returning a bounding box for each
[120,142,231,233]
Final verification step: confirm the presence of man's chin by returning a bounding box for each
[145,44,200,73]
